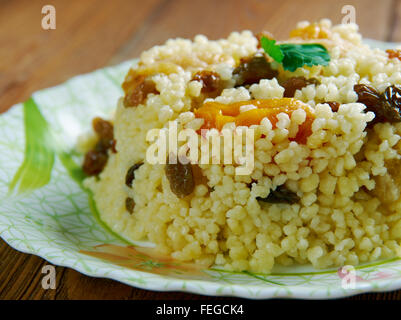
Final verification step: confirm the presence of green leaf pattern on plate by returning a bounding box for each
[9,98,55,194]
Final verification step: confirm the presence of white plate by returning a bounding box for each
[1,40,401,299]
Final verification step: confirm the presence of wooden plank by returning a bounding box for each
[0,239,219,300]
[0,240,50,299]
[389,0,401,42]
[0,0,163,112]
[110,0,393,63]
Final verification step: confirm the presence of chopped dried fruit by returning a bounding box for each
[122,69,159,107]
[92,117,116,153]
[233,55,277,86]
[354,84,401,125]
[281,76,320,97]
[93,117,113,141]
[194,98,315,144]
[192,164,209,186]
[257,185,300,204]
[125,163,143,187]
[82,117,117,176]
[354,84,381,107]
[165,160,195,198]
[326,101,340,112]
[82,150,108,176]
[125,197,135,214]
[383,85,401,111]
[192,70,223,96]
[386,49,401,61]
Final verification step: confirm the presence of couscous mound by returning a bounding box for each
[81,20,401,273]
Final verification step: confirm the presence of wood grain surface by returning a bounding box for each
[1,0,401,300]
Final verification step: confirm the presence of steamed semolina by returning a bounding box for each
[83,19,401,273]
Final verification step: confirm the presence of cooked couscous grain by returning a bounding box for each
[82,19,401,273]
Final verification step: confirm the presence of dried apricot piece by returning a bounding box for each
[386,49,401,61]
[194,98,315,144]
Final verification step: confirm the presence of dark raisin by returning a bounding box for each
[233,55,277,86]
[354,84,381,107]
[326,101,340,112]
[282,77,320,97]
[381,86,401,123]
[82,117,117,176]
[192,163,209,186]
[94,139,115,154]
[256,185,300,204]
[125,197,135,214]
[165,160,195,198]
[125,163,143,187]
[384,85,401,111]
[82,150,108,176]
[122,72,159,107]
[192,71,223,95]
[354,84,401,125]
[354,84,382,125]
[386,49,401,61]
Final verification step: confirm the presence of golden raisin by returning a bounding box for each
[192,70,223,95]
[82,150,108,176]
[82,117,116,176]
[93,117,113,141]
[122,70,159,107]
[281,77,319,97]
[92,117,116,153]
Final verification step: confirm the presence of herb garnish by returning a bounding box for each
[260,37,330,72]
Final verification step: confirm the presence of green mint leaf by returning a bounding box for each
[259,36,331,72]
[279,43,330,72]
[260,37,284,62]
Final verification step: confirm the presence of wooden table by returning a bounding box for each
[1,0,401,300]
